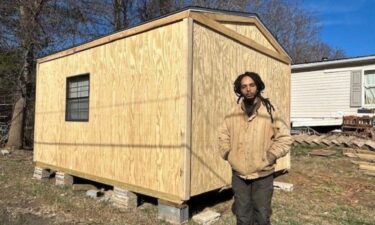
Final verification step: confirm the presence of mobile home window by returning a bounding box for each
[66,74,89,121]
[364,70,375,105]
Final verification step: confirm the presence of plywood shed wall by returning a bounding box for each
[35,18,191,203]
[189,13,291,196]
[34,8,291,204]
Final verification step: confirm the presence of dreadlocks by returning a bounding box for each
[233,72,275,122]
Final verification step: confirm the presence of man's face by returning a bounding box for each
[240,76,258,100]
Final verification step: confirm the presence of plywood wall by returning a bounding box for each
[191,23,290,196]
[34,21,188,201]
[221,22,277,53]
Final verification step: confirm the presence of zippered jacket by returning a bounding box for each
[218,98,292,179]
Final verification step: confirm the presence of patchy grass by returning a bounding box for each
[0,147,375,225]
[290,144,314,156]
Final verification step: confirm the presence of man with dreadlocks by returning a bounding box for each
[218,72,292,225]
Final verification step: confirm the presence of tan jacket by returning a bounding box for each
[218,98,292,179]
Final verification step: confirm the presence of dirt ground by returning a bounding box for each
[0,146,374,225]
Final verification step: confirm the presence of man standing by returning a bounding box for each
[218,72,292,225]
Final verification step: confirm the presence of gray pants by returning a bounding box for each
[232,172,274,225]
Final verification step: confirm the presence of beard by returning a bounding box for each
[243,96,255,104]
[243,97,257,116]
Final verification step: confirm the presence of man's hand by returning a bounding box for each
[266,152,277,165]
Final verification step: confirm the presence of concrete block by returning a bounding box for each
[55,172,74,186]
[192,210,220,225]
[104,190,113,198]
[1,149,10,156]
[158,200,189,224]
[111,187,137,209]
[86,189,103,199]
[33,167,51,180]
[274,181,294,192]
[98,190,113,202]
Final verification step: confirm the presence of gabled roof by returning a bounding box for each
[38,7,291,65]
[292,54,375,73]
[191,8,290,60]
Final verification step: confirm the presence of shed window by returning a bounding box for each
[66,74,89,121]
[364,70,375,105]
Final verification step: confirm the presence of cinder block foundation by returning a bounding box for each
[55,172,74,186]
[33,167,51,180]
[158,200,189,224]
[111,187,138,209]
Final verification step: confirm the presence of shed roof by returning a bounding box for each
[38,7,291,64]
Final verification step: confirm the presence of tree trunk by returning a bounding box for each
[5,97,25,150]
[5,3,37,150]
[113,0,123,31]
[113,0,132,31]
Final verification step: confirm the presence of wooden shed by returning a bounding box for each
[34,8,291,205]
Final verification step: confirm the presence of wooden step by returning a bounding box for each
[359,164,375,172]
[344,152,375,162]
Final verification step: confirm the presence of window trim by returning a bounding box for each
[65,73,90,122]
[363,67,375,108]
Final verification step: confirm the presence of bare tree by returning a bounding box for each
[247,0,345,63]
[113,0,134,31]
[191,0,248,11]
[0,47,20,146]
[301,41,346,63]
[138,0,346,63]
[0,0,110,149]
[6,0,47,149]
[0,48,20,92]
[137,0,167,21]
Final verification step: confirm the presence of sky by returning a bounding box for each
[302,0,375,58]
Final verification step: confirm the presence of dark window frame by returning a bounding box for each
[65,73,90,122]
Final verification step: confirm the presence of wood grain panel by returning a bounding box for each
[199,12,290,58]
[34,21,188,201]
[38,11,190,64]
[189,12,290,64]
[221,22,277,52]
[190,23,290,196]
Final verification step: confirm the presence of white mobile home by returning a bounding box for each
[291,55,375,127]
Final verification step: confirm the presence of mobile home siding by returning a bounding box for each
[291,69,358,126]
